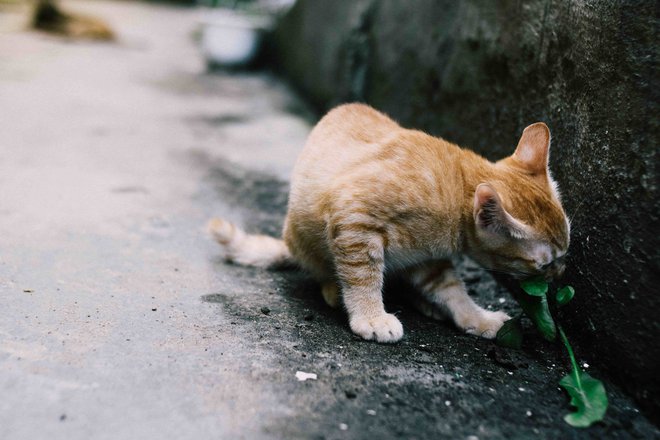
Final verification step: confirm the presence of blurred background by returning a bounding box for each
[0,1,657,438]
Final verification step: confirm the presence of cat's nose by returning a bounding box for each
[544,261,566,281]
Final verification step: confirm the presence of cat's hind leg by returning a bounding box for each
[283,216,342,308]
[408,260,509,339]
[321,282,340,308]
[331,228,403,343]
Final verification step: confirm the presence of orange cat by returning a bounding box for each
[209,104,570,343]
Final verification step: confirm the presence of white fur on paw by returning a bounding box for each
[349,313,404,343]
[455,310,510,339]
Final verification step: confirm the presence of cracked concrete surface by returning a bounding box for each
[0,1,657,439]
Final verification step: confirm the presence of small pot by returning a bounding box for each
[200,9,270,68]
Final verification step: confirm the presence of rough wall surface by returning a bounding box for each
[272,0,659,419]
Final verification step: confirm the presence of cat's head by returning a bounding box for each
[467,122,570,281]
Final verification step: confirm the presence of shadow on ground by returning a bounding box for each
[199,153,658,439]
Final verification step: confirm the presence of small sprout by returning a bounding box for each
[496,317,523,349]
[520,276,548,296]
[510,278,608,428]
[556,286,575,306]
[516,289,556,341]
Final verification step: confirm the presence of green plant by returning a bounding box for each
[558,326,609,427]
[496,278,609,428]
[518,277,556,341]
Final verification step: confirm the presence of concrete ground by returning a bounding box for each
[0,2,657,439]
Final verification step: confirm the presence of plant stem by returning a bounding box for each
[558,325,582,389]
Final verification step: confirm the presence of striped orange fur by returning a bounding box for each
[210,104,570,343]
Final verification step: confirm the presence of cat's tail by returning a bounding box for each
[208,218,294,268]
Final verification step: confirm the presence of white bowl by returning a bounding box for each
[200,10,270,67]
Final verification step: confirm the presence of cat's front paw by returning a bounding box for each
[455,309,510,339]
[349,313,403,343]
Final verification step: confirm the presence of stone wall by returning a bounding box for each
[271,0,659,420]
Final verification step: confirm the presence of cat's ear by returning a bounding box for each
[473,184,529,239]
[513,122,550,175]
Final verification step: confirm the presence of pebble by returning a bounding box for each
[339,423,348,431]
[260,307,270,315]
[295,371,317,381]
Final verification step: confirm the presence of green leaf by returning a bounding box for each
[496,317,523,349]
[556,286,575,306]
[515,291,556,341]
[559,370,609,427]
[558,326,608,428]
[520,276,549,297]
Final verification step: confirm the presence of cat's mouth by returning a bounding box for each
[516,270,563,283]
[542,260,566,281]
[496,259,566,282]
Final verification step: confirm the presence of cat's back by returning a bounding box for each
[292,104,405,187]
[299,103,399,161]
[314,103,400,141]
[292,104,455,185]
[296,103,464,191]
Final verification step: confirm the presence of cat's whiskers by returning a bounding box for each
[567,195,588,232]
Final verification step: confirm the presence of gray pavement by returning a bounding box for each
[0,2,657,439]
